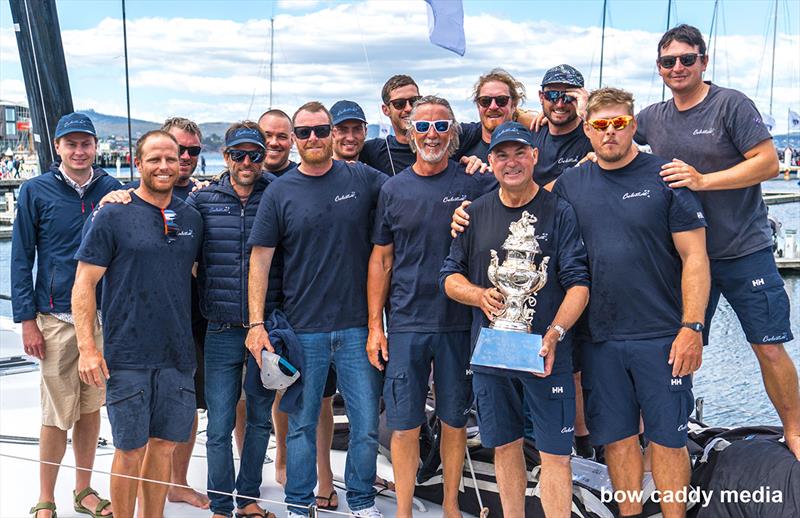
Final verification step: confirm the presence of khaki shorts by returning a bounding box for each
[38,314,105,430]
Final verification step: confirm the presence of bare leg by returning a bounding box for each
[37,425,67,518]
[390,427,421,518]
[234,399,246,457]
[539,452,572,518]
[110,446,146,518]
[272,393,288,486]
[73,411,113,515]
[139,438,177,517]
[167,413,209,508]
[650,443,690,518]
[574,372,589,436]
[440,422,466,518]
[605,435,644,516]
[752,343,800,460]
[493,439,526,518]
[316,397,337,507]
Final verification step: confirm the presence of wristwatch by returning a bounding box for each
[681,321,704,332]
[546,324,566,342]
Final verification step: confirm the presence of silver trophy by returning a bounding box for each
[471,211,550,373]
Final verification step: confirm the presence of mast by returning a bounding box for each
[8,0,74,173]
[599,0,607,88]
[269,17,274,109]
[122,0,134,181]
[709,0,719,81]
[661,0,672,101]
[769,0,778,115]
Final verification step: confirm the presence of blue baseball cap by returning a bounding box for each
[54,112,96,139]
[541,64,584,88]
[488,121,535,152]
[330,100,367,126]
[225,126,266,149]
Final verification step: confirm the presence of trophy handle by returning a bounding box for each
[488,249,499,286]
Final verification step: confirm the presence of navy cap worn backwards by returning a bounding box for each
[541,64,584,88]
[330,100,367,126]
[54,112,96,139]
[225,127,266,149]
[488,121,535,152]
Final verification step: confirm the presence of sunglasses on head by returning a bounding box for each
[227,149,265,163]
[294,124,332,140]
[411,120,453,134]
[657,53,703,69]
[542,91,575,104]
[388,96,422,110]
[161,209,181,244]
[178,145,202,157]
[477,95,511,108]
[586,115,634,132]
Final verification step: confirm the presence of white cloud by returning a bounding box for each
[276,0,322,10]
[0,79,26,104]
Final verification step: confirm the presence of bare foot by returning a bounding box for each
[442,504,463,518]
[785,432,800,461]
[32,509,55,518]
[275,464,287,486]
[76,490,113,516]
[167,486,210,509]
[315,488,338,509]
[237,502,276,517]
[374,475,395,492]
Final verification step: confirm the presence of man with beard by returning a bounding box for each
[332,100,368,161]
[440,121,590,517]
[554,88,709,518]
[73,130,203,518]
[258,109,296,176]
[188,123,280,518]
[246,102,386,518]
[636,24,799,460]
[367,96,496,518]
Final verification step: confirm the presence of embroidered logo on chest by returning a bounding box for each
[622,189,651,200]
[334,191,357,203]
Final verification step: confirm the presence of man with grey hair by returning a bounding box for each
[367,96,496,518]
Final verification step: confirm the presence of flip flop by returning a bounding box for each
[315,489,339,510]
[29,502,57,518]
[74,487,112,517]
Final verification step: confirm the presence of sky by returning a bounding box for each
[0,0,798,134]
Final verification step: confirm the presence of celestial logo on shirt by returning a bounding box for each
[209,206,232,214]
[762,333,788,343]
[334,191,357,203]
[697,211,705,219]
[556,156,579,165]
[561,426,575,434]
[443,193,467,203]
[622,189,651,200]
[677,423,688,432]
[692,128,715,136]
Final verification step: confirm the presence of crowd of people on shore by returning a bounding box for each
[10,23,799,518]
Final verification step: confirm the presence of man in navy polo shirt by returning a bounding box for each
[246,101,386,518]
[554,87,709,518]
[441,121,590,517]
[636,24,799,460]
[72,130,203,518]
[367,95,496,518]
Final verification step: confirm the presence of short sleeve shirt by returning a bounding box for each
[531,124,593,186]
[360,136,416,176]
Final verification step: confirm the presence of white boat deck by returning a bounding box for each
[0,318,454,518]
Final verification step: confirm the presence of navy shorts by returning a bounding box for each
[705,246,793,345]
[106,367,197,451]
[581,338,693,449]
[473,370,575,454]
[383,331,472,430]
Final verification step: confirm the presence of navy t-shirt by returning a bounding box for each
[124,179,192,200]
[248,160,387,332]
[635,83,772,260]
[360,136,416,176]
[553,152,707,343]
[455,122,490,162]
[372,161,497,333]
[75,193,203,370]
[269,159,297,177]
[531,124,593,187]
[439,188,590,375]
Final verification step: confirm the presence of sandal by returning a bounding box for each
[315,489,339,510]
[74,487,112,517]
[29,502,57,518]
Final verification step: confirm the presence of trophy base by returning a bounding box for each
[471,327,545,374]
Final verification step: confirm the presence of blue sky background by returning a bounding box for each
[1,0,798,132]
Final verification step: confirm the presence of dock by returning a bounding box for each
[777,257,800,272]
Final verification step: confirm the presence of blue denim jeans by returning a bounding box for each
[285,327,382,515]
[204,323,275,515]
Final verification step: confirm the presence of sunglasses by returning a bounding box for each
[388,96,422,110]
[294,124,332,140]
[227,149,265,163]
[178,145,202,157]
[586,115,635,131]
[477,95,511,108]
[411,120,453,134]
[542,91,575,104]
[161,209,181,244]
[657,53,704,69]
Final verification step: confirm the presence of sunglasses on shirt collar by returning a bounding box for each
[161,209,181,244]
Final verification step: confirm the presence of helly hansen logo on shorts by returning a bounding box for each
[752,278,765,287]
[671,378,683,386]
[552,386,564,394]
